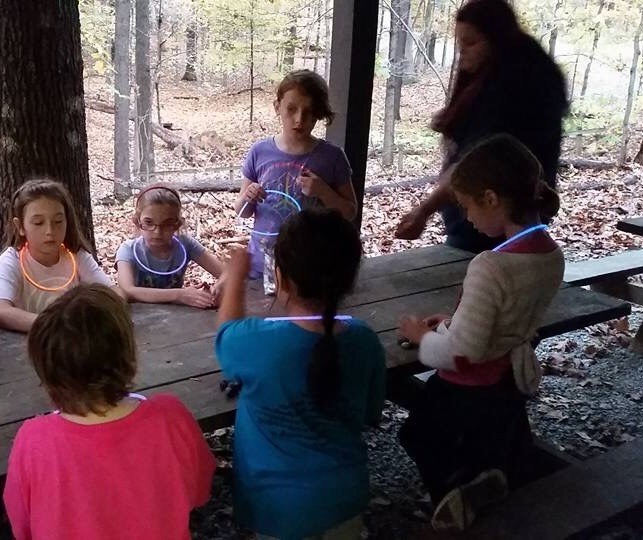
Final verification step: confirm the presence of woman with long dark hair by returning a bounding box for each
[395,0,568,252]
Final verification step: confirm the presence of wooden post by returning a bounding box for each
[326,0,378,229]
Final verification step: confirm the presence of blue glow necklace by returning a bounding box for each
[492,224,548,252]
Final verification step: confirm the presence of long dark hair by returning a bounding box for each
[274,209,362,413]
[435,0,567,137]
[451,134,560,223]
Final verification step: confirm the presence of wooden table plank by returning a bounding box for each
[617,217,643,236]
[347,285,631,337]
[0,371,236,480]
[358,244,472,280]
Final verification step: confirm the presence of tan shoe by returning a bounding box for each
[431,469,508,532]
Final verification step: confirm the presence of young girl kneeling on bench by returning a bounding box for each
[398,134,565,533]
[216,209,385,540]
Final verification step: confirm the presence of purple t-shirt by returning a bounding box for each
[241,137,352,277]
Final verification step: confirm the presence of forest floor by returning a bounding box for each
[84,76,643,538]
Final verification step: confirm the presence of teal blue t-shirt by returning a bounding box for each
[215,318,386,540]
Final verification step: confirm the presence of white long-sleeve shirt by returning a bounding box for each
[420,239,564,393]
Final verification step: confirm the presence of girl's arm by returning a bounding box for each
[216,249,249,325]
[116,261,213,309]
[0,300,36,333]
[234,178,265,217]
[298,172,357,220]
[193,251,226,307]
[193,251,223,278]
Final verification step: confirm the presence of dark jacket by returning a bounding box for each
[441,35,568,253]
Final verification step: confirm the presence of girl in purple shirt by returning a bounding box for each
[234,69,358,278]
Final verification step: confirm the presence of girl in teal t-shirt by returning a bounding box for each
[215,209,385,540]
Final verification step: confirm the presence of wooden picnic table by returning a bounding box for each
[617,217,643,236]
[0,244,632,481]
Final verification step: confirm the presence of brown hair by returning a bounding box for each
[133,183,183,227]
[28,284,137,416]
[277,69,335,126]
[450,134,560,224]
[7,179,93,253]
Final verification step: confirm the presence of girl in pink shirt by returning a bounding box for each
[3,284,216,540]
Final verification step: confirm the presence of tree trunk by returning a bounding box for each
[134,0,155,179]
[249,0,255,127]
[393,0,410,121]
[549,0,564,57]
[114,0,132,200]
[324,0,331,80]
[619,9,643,165]
[569,53,579,101]
[441,5,450,67]
[428,32,436,63]
[283,24,296,71]
[376,5,385,56]
[0,1,95,249]
[383,0,401,167]
[414,0,434,73]
[580,0,605,98]
[181,23,197,81]
[313,2,322,73]
[154,0,164,125]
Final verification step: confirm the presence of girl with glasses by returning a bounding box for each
[116,184,226,308]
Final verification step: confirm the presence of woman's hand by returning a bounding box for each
[242,183,266,204]
[395,206,430,240]
[398,315,432,345]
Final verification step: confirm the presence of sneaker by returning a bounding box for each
[431,469,508,532]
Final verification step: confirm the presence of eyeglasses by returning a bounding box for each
[138,220,180,232]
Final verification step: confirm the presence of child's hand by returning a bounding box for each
[178,287,214,309]
[226,248,250,278]
[211,278,225,308]
[297,171,326,198]
[399,315,432,345]
[243,183,266,204]
[421,313,450,331]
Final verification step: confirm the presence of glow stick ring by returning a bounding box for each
[132,236,187,276]
[237,189,303,237]
[492,224,548,252]
[19,243,78,292]
[265,315,353,322]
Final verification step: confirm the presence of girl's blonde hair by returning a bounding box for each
[133,184,184,227]
[7,179,93,253]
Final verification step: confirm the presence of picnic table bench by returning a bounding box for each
[563,217,643,353]
[617,216,643,236]
[0,245,632,488]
